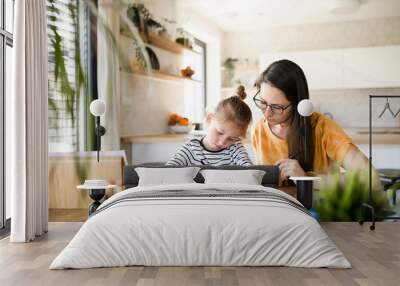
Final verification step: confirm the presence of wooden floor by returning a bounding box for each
[49,208,88,222]
[0,222,399,286]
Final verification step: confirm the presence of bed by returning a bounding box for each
[50,164,350,269]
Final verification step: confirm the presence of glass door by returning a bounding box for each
[0,0,14,232]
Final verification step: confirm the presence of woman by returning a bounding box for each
[251,59,368,182]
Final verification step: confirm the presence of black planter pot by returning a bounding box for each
[296,180,313,210]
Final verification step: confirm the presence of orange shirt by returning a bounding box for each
[251,112,354,174]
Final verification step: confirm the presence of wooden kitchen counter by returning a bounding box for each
[121,133,194,144]
[344,127,400,145]
[121,133,253,144]
[122,128,400,145]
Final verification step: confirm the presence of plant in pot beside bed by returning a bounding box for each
[314,167,390,221]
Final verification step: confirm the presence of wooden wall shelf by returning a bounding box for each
[121,69,202,84]
[120,28,200,55]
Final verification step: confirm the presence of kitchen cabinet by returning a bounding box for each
[260,45,400,90]
[342,46,400,88]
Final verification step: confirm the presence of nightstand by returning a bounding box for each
[77,183,117,215]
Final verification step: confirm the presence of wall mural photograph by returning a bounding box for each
[1,0,400,285]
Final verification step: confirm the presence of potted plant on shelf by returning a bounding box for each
[127,3,165,36]
[160,18,176,39]
[146,18,165,35]
[222,57,238,87]
[126,4,141,30]
[175,27,193,49]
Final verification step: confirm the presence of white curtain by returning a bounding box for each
[8,0,48,242]
[97,3,120,150]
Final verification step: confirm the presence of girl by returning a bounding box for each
[167,88,253,166]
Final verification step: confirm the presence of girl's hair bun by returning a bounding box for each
[235,85,247,100]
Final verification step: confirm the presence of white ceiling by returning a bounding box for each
[177,0,400,31]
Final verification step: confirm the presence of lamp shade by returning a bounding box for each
[297,99,314,117]
[90,99,106,116]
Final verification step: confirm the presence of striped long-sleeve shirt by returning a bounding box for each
[166,138,253,166]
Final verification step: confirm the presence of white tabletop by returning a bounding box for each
[77,184,117,190]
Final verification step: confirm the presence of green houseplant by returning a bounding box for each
[48,0,149,182]
[314,168,390,221]
[222,57,238,87]
[127,3,165,35]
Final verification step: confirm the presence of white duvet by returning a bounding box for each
[50,183,351,269]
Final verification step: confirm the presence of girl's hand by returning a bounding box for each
[276,159,306,180]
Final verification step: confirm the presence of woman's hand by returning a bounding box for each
[276,159,306,180]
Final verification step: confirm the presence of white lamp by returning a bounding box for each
[89,99,106,162]
[297,99,314,117]
[294,99,315,209]
[297,99,314,172]
[90,99,106,116]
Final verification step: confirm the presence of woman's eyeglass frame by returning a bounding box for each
[252,90,292,115]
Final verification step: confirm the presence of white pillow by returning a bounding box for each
[135,167,200,186]
[200,169,266,185]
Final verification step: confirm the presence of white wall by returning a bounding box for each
[259,45,400,90]
[310,88,400,128]
[120,72,186,136]
[358,144,400,169]
[222,16,400,64]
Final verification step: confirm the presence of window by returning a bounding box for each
[47,0,96,153]
[1,0,14,233]
[47,0,81,152]
[4,0,12,33]
[194,38,207,112]
[182,38,207,124]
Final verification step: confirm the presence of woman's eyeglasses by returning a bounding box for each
[253,90,291,115]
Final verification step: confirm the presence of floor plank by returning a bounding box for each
[0,222,399,286]
[49,209,88,222]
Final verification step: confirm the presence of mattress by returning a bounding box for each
[50,183,351,269]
